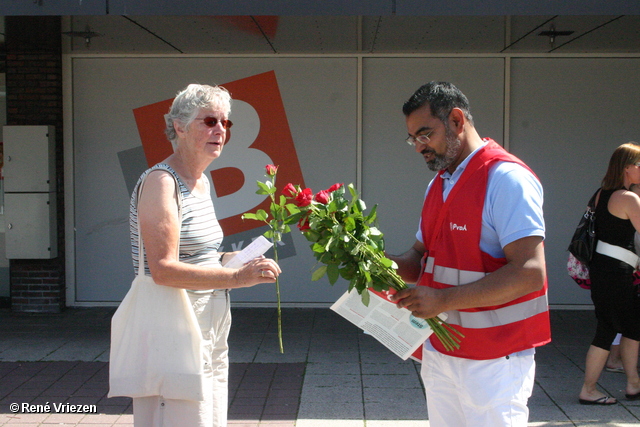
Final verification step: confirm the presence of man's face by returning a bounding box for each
[405,105,462,172]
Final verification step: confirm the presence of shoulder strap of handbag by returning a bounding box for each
[135,166,183,277]
[589,188,600,209]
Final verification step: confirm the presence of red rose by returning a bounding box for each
[295,188,313,207]
[298,214,311,231]
[315,190,330,205]
[282,183,297,198]
[265,164,278,176]
[327,183,343,193]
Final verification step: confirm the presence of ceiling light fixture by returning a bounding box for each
[538,24,574,47]
[62,25,102,48]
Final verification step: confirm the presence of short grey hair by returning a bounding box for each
[164,84,232,149]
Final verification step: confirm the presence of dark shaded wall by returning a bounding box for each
[5,16,65,313]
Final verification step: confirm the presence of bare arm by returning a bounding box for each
[138,170,281,290]
[608,189,640,233]
[386,240,426,284]
[389,235,545,319]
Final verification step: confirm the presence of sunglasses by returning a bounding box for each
[195,116,233,130]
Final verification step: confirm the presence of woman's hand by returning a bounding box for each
[234,256,282,288]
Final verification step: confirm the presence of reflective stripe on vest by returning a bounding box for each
[425,257,549,329]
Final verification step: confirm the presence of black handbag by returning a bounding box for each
[567,189,599,289]
[567,189,599,264]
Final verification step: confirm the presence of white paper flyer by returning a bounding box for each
[222,235,273,268]
[330,288,444,361]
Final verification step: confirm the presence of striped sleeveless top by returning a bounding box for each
[130,163,224,279]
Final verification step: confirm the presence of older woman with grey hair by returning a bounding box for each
[129,84,281,426]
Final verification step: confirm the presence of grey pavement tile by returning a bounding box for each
[361,373,422,389]
[529,403,572,422]
[42,339,110,362]
[560,404,638,424]
[296,420,364,427]
[230,351,259,363]
[528,386,556,407]
[303,361,361,375]
[360,350,407,364]
[535,362,585,379]
[528,423,574,426]
[300,385,362,404]
[364,400,429,420]
[364,388,426,407]
[303,374,361,388]
[0,339,68,362]
[297,400,364,420]
[366,421,429,427]
[307,351,360,364]
[361,361,419,376]
[309,336,360,353]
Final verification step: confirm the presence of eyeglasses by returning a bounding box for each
[406,129,434,147]
[195,116,233,130]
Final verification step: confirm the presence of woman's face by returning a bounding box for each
[178,106,230,160]
[625,160,640,185]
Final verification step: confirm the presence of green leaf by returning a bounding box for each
[348,183,358,199]
[327,263,340,284]
[311,265,327,281]
[360,289,370,306]
[256,181,275,195]
[256,209,269,221]
[286,204,301,215]
[242,213,259,221]
[365,204,378,223]
[379,257,394,268]
[312,242,326,253]
[344,216,356,231]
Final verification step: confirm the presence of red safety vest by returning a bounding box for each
[419,139,551,360]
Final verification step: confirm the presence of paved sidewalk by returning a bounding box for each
[1,307,639,426]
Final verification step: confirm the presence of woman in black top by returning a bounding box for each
[579,142,640,405]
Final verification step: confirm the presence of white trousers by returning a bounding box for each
[421,346,535,427]
[133,290,231,427]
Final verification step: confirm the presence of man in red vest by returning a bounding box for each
[389,81,551,427]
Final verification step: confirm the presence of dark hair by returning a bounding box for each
[402,81,474,126]
[601,142,640,190]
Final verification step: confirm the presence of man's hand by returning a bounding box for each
[389,286,447,319]
[390,236,545,319]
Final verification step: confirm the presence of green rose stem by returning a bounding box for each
[242,165,294,354]
[326,211,464,352]
[272,243,284,353]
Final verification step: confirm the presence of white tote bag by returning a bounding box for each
[109,167,205,401]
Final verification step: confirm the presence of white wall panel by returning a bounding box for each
[510,58,640,306]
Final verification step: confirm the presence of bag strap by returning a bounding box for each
[136,166,183,277]
[588,188,601,209]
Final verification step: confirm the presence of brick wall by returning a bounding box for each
[5,16,65,313]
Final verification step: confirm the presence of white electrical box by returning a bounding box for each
[4,193,57,259]
[3,126,56,193]
[3,125,58,259]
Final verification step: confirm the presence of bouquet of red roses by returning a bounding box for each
[283,181,463,351]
